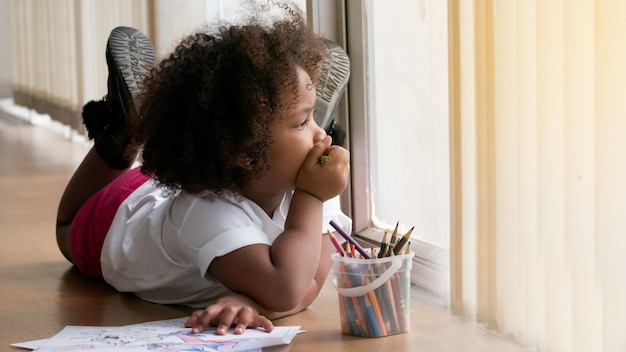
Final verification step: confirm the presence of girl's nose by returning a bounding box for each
[313,118,328,143]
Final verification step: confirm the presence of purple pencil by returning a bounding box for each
[329,220,371,259]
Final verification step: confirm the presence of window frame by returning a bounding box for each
[309,0,450,306]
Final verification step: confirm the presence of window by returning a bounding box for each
[345,0,450,304]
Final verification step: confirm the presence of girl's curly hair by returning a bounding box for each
[131,5,325,197]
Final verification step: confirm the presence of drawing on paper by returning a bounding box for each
[32,321,300,352]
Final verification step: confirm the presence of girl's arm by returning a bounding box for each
[187,137,349,333]
[207,140,349,312]
[185,232,336,334]
[261,233,335,319]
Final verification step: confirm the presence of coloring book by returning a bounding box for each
[11,317,301,352]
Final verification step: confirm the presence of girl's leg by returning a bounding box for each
[56,27,155,262]
[56,148,127,261]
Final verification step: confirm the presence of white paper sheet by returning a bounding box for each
[11,317,301,352]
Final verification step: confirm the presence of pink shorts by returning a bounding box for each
[69,167,150,278]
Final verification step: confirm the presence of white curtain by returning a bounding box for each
[11,0,153,131]
[449,0,626,350]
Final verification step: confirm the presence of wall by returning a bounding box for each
[153,0,206,57]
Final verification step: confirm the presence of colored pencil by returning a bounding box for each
[366,283,388,336]
[332,220,415,336]
[364,295,382,336]
[393,226,414,255]
[384,277,400,331]
[329,220,371,259]
[377,232,388,258]
[343,241,352,257]
[326,230,346,257]
[389,272,409,331]
[387,222,399,256]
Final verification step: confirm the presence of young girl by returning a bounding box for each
[55,5,351,336]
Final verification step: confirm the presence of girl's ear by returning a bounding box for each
[236,156,253,170]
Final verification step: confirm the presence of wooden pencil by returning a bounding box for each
[393,226,414,255]
[387,222,399,256]
[378,232,388,258]
[384,277,400,332]
[339,261,368,335]
[364,295,381,336]
[327,230,346,257]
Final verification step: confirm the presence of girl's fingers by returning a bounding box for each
[252,315,274,332]
[185,304,273,335]
[304,135,332,168]
[232,309,274,334]
[213,306,240,335]
[184,311,204,333]
[184,306,221,333]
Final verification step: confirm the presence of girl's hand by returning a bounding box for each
[296,136,350,202]
[184,294,274,335]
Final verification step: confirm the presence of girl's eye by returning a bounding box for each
[295,119,309,129]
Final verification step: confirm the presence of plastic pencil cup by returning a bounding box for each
[331,252,414,337]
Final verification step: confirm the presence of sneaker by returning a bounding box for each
[314,39,350,146]
[105,26,156,122]
[82,26,155,168]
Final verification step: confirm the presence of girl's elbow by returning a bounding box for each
[264,299,299,313]
[261,284,306,312]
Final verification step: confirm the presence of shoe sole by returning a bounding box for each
[106,26,155,119]
[314,39,350,131]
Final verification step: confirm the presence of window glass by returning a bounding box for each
[362,0,450,249]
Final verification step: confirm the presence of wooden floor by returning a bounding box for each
[0,109,529,351]
[0,115,193,347]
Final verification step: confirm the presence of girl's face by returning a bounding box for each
[256,66,327,196]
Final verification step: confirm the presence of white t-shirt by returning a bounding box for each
[100,180,352,307]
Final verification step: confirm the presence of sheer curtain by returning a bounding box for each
[449,0,626,350]
[11,0,153,132]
